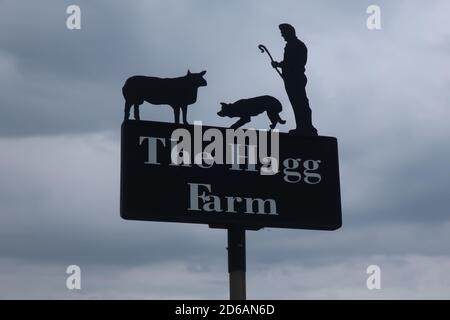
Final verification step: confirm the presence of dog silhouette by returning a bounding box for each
[122,70,207,123]
[217,95,286,129]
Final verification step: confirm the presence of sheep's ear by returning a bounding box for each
[200,70,207,76]
[187,69,191,75]
[220,102,227,107]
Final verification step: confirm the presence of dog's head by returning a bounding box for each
[217,102,233,117]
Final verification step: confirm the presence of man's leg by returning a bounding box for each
[298,91,317,133]
[285,80,317,135]
[285,83,302,131]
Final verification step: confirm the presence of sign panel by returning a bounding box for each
[120,120,341,230]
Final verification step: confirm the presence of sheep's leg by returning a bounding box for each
[181,105,189,124]
[124,101,132,120]
[173,106,180,124]
[133,103,141,121]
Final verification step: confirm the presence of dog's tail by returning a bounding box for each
[277,114,286,124]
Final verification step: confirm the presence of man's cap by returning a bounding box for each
[279,23,296,36]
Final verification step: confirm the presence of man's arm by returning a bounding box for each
[271,60,284,68]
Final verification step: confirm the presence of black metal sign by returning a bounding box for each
[120,22,342,300]
[120,120,341,230]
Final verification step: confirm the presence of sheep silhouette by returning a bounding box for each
[122,70,207,124]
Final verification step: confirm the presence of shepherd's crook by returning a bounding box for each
[258,44,283,79]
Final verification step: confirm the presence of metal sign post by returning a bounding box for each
[121,120,342,299]
[227,226,246,300]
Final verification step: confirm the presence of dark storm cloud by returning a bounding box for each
[0,0,429,136]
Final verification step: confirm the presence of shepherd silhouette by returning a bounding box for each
[267,23,318,135]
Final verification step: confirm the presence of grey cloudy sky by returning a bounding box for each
[0,0,450,299]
